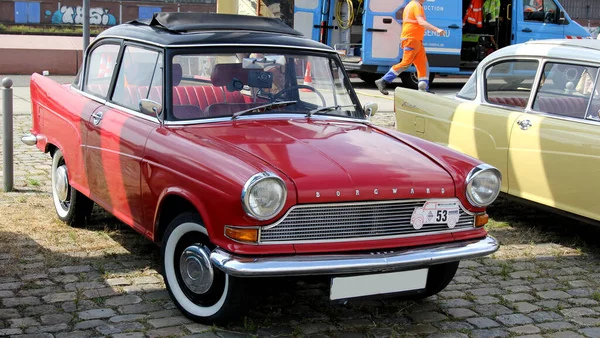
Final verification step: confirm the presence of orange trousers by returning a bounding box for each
[382,39,430,86]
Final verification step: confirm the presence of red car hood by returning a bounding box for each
[177,119,455,203]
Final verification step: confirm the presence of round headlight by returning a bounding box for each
[465,164,502,207]
[242,172,287,221]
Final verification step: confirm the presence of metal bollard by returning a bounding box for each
[2,77,13,192]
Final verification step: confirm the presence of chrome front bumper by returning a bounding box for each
[21,133,37,146]
[210,235,499,277]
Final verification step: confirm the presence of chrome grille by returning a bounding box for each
[259,199,475,244]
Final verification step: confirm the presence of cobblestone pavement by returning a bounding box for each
[1,86,600,338]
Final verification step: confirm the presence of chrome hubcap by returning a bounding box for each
[55,165,69,202]
[179,244,214,294]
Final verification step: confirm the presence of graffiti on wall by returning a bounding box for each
[50,6,117,25]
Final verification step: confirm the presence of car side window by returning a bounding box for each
[111,46,163,113]
[532,62,597,120]
[84,44,120,98]
[484,60,539,109]
[457,70,477,100]
[524,0,559,23]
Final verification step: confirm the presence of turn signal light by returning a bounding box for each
[225,226,259,243]
[475,213,489,227]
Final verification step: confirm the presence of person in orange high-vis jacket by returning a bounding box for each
[464,0,484,28]
[375,0,446,95]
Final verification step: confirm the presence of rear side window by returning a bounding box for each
[484,60,539,109]
[84,44,120,98]
[532,62,597,120]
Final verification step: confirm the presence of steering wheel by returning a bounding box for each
[272,85,327,107]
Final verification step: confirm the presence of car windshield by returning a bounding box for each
[168,51,362,121]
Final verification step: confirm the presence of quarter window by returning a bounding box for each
[84,44,120,98]
[485,60,539,108]
[457,70,477,100]
[111,46,163,113]
[532,62,597,119]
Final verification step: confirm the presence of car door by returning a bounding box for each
[507,61,600,222]
[294,0,323,42]
[362,0,461,70]
[85,43,163,230]
[513,0,565,44]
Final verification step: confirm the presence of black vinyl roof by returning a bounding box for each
[95,12,332,51]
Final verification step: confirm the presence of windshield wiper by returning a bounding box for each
[231,101,298,120]
[307,104,357,118]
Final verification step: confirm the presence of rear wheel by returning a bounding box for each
[51,149,94,226]
[161,212,248,325]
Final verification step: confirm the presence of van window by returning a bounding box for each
[484,60,539,109]
[532,62,597,120]
[524,0,559,23]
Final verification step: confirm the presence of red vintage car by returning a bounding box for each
[22,13,500,324]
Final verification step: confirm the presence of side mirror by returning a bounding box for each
[139,99,163,122]
[559,10,566,23]
[364,102,378,118]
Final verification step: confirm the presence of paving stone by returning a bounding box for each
[108,314,147,323]
[78,308,116,320]
[439,299,474,308]
[338,319,374,329]
[537,290,571,299]
[104,295,142,307]
[147,315,193,328]
[369,328,395,338]
[405,324,438,334]
[0,309,20,319]
[0,329,23,335]
[25,323,69,333]
[56,266,92,274]
[529,311,565,323]
[185,323,214,334]
[118,303,163,314]
[560,307,597,317]
[514,302,540,313]
[0,290,15,298]
[95,322,145,335]
[571,317,600,326]
[256,326,296,337]
[473,304,513,316]
[568,288,593,297]
[22,305,60,317]
[132,276,161,285]
[474,296,501,304]
[105,278,131,286]
[54,331,95,338]
[112,334,145,338]
[52,275,78,284]
[20,274,48,281]
[64,282,106,292]
[510,271,538,278]
[40,313,73,325]
[502,293,535,302]
[8,318,40,328]
[579,328,600,338]
[10,334,55,338]
[568,298,598,306]
[547,331,585,338]
[508,325,540,335]
[439,291,466,298]
[447,308,478,319]
[470,329,509,338]
[435,321,474,331]
[409,311,447,323]
[82,287,119,299]
[470,288,503,296]
[538,321,575,331]
[3,296,40,307]
[495,314,533,326]
[467,317,501,329]
[61,300,97,313]
[146,326,186,338]
[503,285,532,293]
[42,292,76,303]
[73,320,106,330]
[427,334,468,338]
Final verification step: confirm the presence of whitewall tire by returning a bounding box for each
[161,212,247,324]
[51,149,94,226]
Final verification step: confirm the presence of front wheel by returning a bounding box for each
[51,149,94,226]
[161,212,248,325]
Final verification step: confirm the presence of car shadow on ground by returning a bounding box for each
[1,193,600,337]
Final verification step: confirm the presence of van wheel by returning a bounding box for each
[406,261,459,300]
[161,212,248,325]
[400,72,436,90]
[51,149,94,226]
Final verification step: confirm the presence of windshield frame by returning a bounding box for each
[163,46,365,124]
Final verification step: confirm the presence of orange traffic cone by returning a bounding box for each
[301,62,312,91]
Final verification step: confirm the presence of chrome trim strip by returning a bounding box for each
[96,35,337,53]
[210,235,499,277]
[21,134,37,146]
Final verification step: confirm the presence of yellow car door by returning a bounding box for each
[507,61,600,222]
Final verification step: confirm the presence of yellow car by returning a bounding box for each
[395,39,600,224]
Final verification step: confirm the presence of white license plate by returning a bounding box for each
[330,268,429,301]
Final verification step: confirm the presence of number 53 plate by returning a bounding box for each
[410,199,461,229]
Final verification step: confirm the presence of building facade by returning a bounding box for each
[0,0,216,25]
[561,0,600,27]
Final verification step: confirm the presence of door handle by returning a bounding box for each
[517,119,532,130]
[367,28,387,32]
[92,111,104,126]
[522,28,532,32]
[448,24,460,29]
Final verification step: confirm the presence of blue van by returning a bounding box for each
[294,0,591,88]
